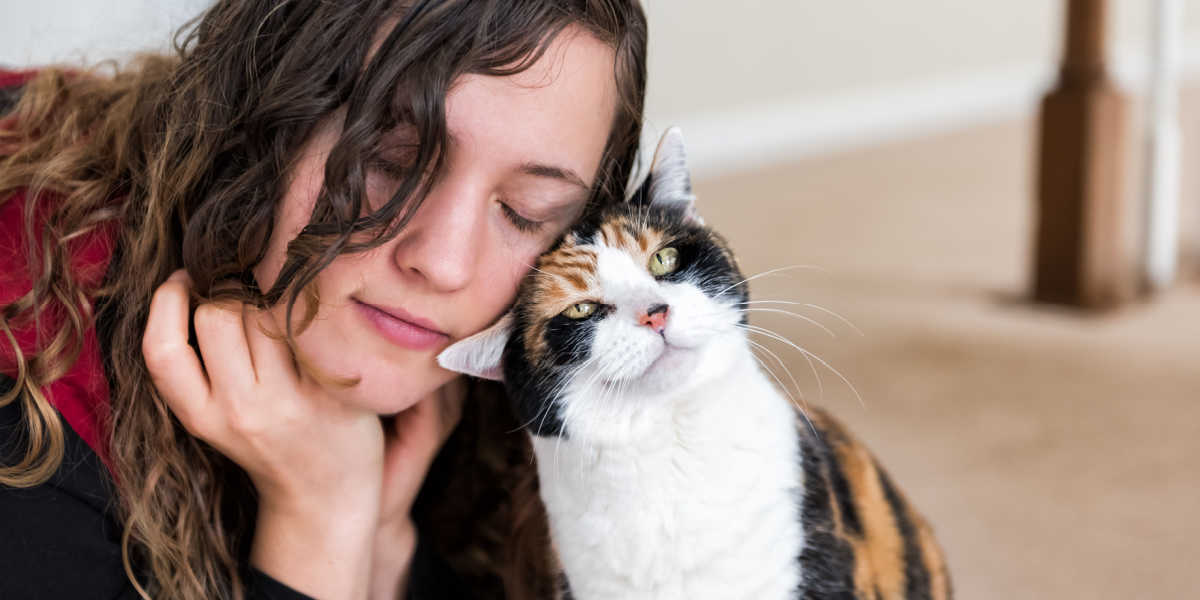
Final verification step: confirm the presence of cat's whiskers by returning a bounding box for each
[565,352,626,478]
[745,338,809,411]
[712,264,826,298]
[680,317,821,433]
[527,376,563,460]
[544,348,606,432]
[604,357,634,469]
[664,303,852,415]
[735,307,837,338]
[687,301,837,341]
[793,303,864,338]
[725,299,862,406]
[737,323,865,409]
[738,323,826,404]
[509,376,556,435]
[736,300,865,338]
[746,344,818,438]
[510,361,577,435]
[551,349,615,479]
[634,189,652,233]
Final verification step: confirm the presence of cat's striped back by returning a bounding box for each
[797,408,952,600]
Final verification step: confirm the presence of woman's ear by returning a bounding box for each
[437,313,513,381]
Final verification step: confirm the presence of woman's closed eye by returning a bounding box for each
[500,200,546,233]
[364,140,421,212]
[368,155,411,180]
[367,144,419,180]
[367,123,421,182]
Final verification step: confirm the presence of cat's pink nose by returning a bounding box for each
[639,304,669,334]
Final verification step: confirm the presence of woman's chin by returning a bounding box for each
[306,347,456,415]
[336,374,446,416]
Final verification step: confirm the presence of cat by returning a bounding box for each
[438,128,951,600]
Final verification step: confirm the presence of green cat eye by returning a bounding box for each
[562,302,598,320]
[649,247,680,276]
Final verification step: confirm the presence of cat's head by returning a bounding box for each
[438,128,749,440]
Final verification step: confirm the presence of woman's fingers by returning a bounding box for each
[193,299,256,393]
[243,305,298,387]
[144,271,388,572]
[143,270,212,431]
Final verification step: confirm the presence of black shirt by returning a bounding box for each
[0,375,467,599]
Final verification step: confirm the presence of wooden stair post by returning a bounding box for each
[1033,0,1133,309]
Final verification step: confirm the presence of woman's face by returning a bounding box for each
[253,29,618,414]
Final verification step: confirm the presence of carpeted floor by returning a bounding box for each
[693,116,1199,599]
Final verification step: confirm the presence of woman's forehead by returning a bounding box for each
[443,28,618,188]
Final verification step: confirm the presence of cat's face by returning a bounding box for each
[439,129,749,440]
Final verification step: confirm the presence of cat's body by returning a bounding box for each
[439,129,951,600]
[530,343,802,599]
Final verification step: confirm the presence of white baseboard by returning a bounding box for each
[649,39,1200,181]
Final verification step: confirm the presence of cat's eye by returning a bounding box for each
[562,302,598,320]
[649,247,680,276]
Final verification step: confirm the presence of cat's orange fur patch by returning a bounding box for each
[810,409,929,600]
[918,515,952,600]
[518,215,674,366]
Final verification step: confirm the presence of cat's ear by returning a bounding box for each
[639,126,703,225]
[436,312,513,382]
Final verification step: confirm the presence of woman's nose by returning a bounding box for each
[390,176,485,293]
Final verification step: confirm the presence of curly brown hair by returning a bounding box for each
[0,1,647,598]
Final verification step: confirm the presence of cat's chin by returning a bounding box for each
[626,342,731,398]
[634,346,696,393]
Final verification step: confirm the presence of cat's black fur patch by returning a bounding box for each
[592,200,749,310]
[826,446,864,537]
[544,310,606,367]
[796,424,859,599]
[502,194,746,441]
[502,311,569,438]
[879,466,933,599]
[658,232,745,305]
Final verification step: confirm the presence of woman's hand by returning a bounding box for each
[142,270,387,600]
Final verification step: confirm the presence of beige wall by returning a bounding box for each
[0,0,210,66]
[8,1,1200,174]
[644,1,1200,126]
[8,1,1200,122]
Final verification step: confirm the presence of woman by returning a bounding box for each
[0,1,647,598]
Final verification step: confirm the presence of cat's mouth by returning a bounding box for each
[601,342,692,388]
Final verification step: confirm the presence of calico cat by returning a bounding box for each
[438,129,951,600]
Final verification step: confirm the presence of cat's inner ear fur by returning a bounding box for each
[436,312,512,382]
[641,126,703,225]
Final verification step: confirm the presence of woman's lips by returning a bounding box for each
[353,300,448,351]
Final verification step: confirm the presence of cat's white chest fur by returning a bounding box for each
[530,358,804,600]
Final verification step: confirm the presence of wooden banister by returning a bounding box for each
[1032,0,1133,309]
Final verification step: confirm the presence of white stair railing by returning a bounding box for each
[1143,0,1183,291]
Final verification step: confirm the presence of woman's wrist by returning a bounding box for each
[252,495,381,600]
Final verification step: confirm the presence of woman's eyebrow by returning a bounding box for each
[519,162,590,190]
